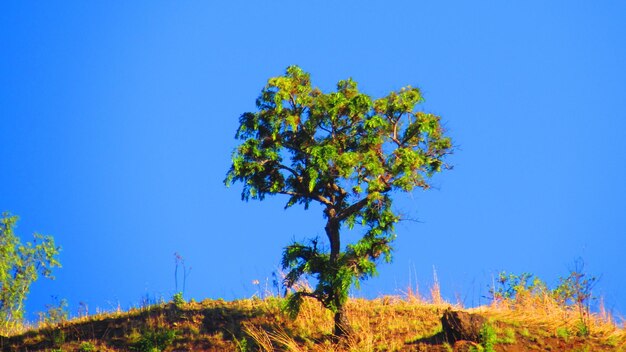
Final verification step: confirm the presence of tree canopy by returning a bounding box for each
[226,66,452,335]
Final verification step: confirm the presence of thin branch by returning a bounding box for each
[276,163,298,177]
[277,190,333,207]
[397,217,423,224]
[317,121,332,134]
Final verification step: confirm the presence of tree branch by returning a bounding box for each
[336,197,370,221]
[391,119,402,146]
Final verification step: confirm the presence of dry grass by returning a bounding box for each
[471,290,626,351]
[2,281,625,351]
[232,283,626,352]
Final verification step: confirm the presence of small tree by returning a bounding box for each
[553,258,597,333]
[0,212,61,334]
[225,66,452,336]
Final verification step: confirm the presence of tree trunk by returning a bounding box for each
[324,214,352,337]
[334,306,353,337]
[325,214,340,262]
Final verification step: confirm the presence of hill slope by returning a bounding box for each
[1,297,624,351]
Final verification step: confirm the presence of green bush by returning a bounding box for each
[490,272,546,302]
[130,328,177,352]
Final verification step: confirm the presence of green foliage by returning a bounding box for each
[236,336,249,352]
[225,66,452,334]
[500,327,516,344]
[465,326,496,351]
[172,292,185,308]
[479,323,497,352]
[51,329,66,347]
[130,327,177,352]
[575,319,590,337]
[79,341,96,352]
[468,344,484,352]
[494,260,598,335]
[605,334,620,347]
[556,326,570,341]
[0,212,61,333]
[490,272,547,302]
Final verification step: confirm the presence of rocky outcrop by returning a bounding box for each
[441,308,486,343]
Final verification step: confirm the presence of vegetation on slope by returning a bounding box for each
[1,287,624,352]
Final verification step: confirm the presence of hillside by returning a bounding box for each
[1,295,624,352]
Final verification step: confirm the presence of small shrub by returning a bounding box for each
[236,337,249,352]
[490,272,547,305]
[553,259,597,332]
[469,344,484,352]
[130,328,177,352]
[479,323,497,352]
[519,327,539,342]
[606,335,620,347]
[576,319,590,337]
[500,327,516,344]
[520,328,530,337]
[49,329,66,347]
[79,341,96,352]
[172,292,185,308]
[556,327,570,341]
[39,297,69,326]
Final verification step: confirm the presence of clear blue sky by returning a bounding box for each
[2,1,625,322]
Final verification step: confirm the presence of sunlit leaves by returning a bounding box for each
[226,65,453,204]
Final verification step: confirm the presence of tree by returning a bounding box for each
[0,212,61,334]
[225,66,452,336]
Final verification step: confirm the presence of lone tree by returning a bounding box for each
[226,66,452,336]
[0,212,61,334]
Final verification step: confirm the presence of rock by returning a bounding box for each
[441,309,486,343]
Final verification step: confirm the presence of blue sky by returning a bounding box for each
[1,1,625,322]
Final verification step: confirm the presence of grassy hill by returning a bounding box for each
[1,293,625,352]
